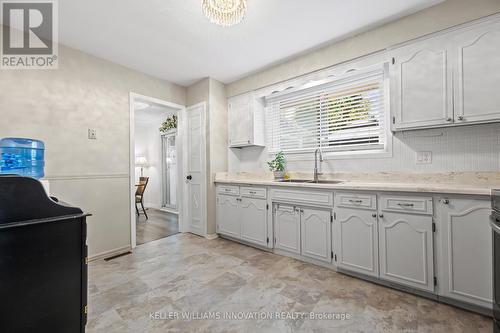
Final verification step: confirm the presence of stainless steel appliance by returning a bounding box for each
[491,189,500,332]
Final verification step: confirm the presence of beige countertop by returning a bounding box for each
[215,172,500,196]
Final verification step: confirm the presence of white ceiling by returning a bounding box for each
[135,102,176,125]
[59,0,442,86]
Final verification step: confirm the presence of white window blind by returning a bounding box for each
[266,70,387,154]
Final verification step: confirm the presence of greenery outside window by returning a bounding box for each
[265,69,388,155]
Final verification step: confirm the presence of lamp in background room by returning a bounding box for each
[135,156,149,177]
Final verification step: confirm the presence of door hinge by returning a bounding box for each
[392,57,395,65]
[334,254,337,262]
[434,276,437,286]
[392,116,396,124]
[333,212,336,220]
[274,237,276,243]
[267,237,269,244]
[266,204,269,210]
[432,222,436,233]
[331,251,334,259]
[330,215,333,223]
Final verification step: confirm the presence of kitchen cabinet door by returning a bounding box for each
[390,35,453,130]
[378,211,434,292]
[274,205,301,254]
[300,208,332,263]
[453,19,500,124]
[437,197,492,308]
[334,207,379,277]
[240,197,268,247]
[228,94,253,147]
[216,195,241,238]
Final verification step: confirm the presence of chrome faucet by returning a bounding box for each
[314,148,323,182]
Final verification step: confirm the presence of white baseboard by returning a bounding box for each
[89,245,132,262]
[205,233,219,240]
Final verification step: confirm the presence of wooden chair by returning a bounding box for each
[135,177,149,220]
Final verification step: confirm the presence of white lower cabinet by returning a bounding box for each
[216,195,241,238]
[274,204,332,262]
[240,197,268,247]
[301,208,332,263]
[274,205,301,254]
[437,197,492,308]
[334,207,379,277]
[378,211,434,292]
[216,187,269,247]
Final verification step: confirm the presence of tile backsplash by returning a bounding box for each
[228,123,500,173]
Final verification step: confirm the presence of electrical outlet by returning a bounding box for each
[88,128,97,140]
[416,151,432,164]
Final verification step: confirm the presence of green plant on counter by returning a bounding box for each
[159,115,177,133]
[268,151,285,172]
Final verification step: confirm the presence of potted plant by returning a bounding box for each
[159,115,177,133]
[268,151,286,180]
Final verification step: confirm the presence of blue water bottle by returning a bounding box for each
[0,138,45,179]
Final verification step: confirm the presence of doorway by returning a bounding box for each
[129,93,185,248]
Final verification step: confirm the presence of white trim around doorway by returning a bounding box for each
[129,92,186,249]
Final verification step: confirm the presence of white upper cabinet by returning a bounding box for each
[437,197,492,308]
[390,16,500,131]
[453,19,500,124]
[391,35,453,130]
[228,93,265,148]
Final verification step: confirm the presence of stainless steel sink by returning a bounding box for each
[278,179,343,184]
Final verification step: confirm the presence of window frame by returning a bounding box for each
[264,63,392,160]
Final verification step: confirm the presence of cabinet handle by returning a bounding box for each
[457,116,464,121]
[379,214,384,218]
[249,191,256,194]
[441,199,449,204]
[397,203,414,207]
[372,213,377,218]
[236,198,242,202]
[348,199,363,203]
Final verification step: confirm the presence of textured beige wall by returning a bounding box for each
[0,35,186,257]
[207,78,228,235]
[186,78,228,236]
[226,0,500,97]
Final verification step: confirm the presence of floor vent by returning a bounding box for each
[104,251,132,261]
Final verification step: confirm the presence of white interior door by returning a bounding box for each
[184,103,206,236]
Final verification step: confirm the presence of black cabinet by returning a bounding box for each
[0,175,89,333]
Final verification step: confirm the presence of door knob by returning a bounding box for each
[457,116,464,121]
[378,214,384,218]
[372,213,377,218]
[186,175,192,180]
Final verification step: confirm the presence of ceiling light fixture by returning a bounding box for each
[202,0,247,27]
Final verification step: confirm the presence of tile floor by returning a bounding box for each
[88,233,492,333]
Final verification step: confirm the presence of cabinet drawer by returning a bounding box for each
[271,188,333,207]
[240,187,267,199]
[380,195,433,215]
[217,185,239,196]
[335,192,376,210]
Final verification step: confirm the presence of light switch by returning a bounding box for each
[416,151,432,164]
[88,128,97,140]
